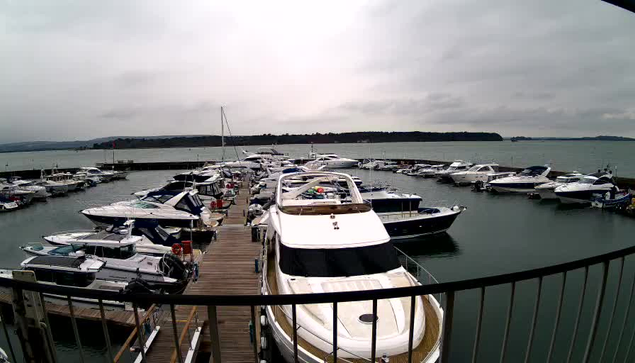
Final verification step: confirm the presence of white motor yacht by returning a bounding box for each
[449,163,500,185]
[304,154,359,169]
[404,164,430,176]
[488,165,551,193]
[46,171,84,191]
[534,172,583,200]
[0,183,36,206]
[262,171,443,362]
[554,172,618,204]
[10,178,49,200]
[21,239,188,290]
[81,191,217,239]
[416,164,445,178]
[435,160,473,182]
[79,167,115,182]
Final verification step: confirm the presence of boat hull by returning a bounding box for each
[489,183,541,193]
[381,208,462,240]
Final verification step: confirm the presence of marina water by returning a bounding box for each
[1,142,635,361]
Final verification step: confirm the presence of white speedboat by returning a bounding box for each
[0,196,18,212]
[404,164,431,176]
[380,206,466,240]
[0,255,170,310]
[488,165,551,193]
[449,163,500,185]
[10,178,50,200]
[81,191,217,240]
[79,166,115,182]
[42,220,180,254]
[416,164,445,178]
[261,171,443,362]
[304,153,359,169]
[21,240,188,290]
[534,172,583,200]
[435,160,473,182]
[555,172,618,204]
[0,183,35,206]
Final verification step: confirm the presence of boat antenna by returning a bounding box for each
[221,106,225,162]
[220,107,242,163]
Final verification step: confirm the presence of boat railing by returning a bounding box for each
[394,246,442,304]
[3,242,635,363]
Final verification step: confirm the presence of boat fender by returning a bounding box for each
[260,315,267,327]
[260,336,267,350]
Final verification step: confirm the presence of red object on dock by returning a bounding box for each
[182,240,193,255]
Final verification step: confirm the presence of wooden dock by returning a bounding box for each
[143,185,262,363]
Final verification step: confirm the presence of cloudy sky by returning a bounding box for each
[1,0,635,143]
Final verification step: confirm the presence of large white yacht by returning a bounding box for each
[79,167,116,182]
[449,163,500,185]
[304,154,359,169]
[554,172,618,204]
[261,171,443,362]
[488,165,551,193]
[534,172,583,200]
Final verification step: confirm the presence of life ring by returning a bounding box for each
[171,243,182,255]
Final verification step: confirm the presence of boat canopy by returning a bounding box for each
[520,165,550,176]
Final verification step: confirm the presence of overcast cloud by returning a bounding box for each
[1,0,634,143]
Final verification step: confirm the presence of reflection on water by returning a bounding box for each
[392,232,460,259]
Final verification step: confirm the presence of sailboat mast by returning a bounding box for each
[221,106,225,162]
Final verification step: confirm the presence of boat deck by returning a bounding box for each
[266,249,441,363]
[143,184,262,363]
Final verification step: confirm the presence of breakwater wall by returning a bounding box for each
[1,159,634,189]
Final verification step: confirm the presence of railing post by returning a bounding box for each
[170,304,184,363]
[250,305,259,363]
[499,282,515,363]
[12,286,36,362]
[407,295,416,363]
[67,296,86,363]
[472,287,485,363]
[598,257,625,362]
[292,304,298,363]
[524,276,543,363]
[97,300,114,362]
[371,299,378,362]
[0,309,17,363]
[37,292,58,363]
[207,305,222,363]
[546,272,567,363]
[613,263,635,363]
[567,266,590,363]
[440,291,455,363]
[332,302,338,362]
[581,261,610,363]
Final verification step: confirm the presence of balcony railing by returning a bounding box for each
[1,243,635,362]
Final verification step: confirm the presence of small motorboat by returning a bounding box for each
[416,164,445,178]
[449,164,500,185]
[533,172,583,200]
[0,196,19,212]
[555,172,618,204]
[488,165,551,193]
[435,160,473,182]
[591,192,633,209]
[78,166,115,182]
[379,206,466,240]
[10,178,50,200]
[304,153,359,169]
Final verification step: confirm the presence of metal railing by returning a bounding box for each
[2,244,635,362]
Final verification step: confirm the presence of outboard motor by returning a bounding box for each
[159,254,190,280]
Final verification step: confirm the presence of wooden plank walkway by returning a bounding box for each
[0,291,137,327]
[145,185,262,363]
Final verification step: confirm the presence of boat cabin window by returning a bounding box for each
[580,177,596,184]
[143,194,174,203]
[593,177,613,185]
[278,242,401,277]
[84,244,136,259]
[34,269,95,287]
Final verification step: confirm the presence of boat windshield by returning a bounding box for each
[278,242,401,277]
[130,201,160,209]
[520,166,547,176]
[467,165,481,172]
[580,177,596,184]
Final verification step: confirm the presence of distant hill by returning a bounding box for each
[0,135,206,153]
[507,135,635,142]
[91,131,504,149]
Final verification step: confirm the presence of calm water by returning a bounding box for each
[1,140,634,177]
[0,164,634,361]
